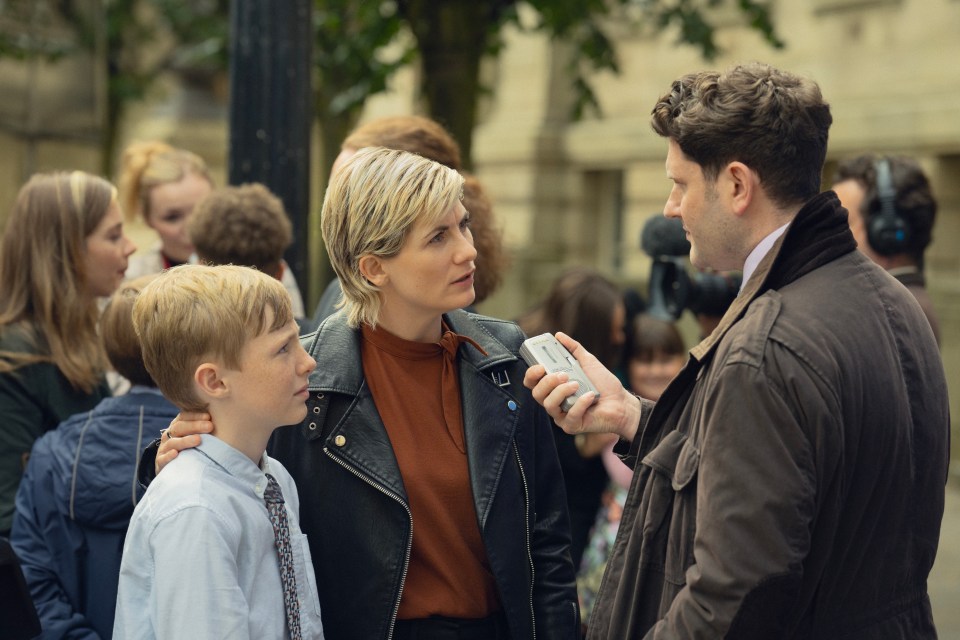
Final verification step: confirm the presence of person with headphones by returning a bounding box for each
[833,154,940,343]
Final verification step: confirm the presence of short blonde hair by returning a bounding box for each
[132,264,293,411]
[320,147,463,328]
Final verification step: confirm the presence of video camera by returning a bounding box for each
[641,216,741,322]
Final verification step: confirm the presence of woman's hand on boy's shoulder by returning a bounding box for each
[156,412,213,474]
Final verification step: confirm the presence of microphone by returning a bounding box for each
[640,215,690,258]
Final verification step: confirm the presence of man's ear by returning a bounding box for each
[358,255,387,287]
[725,161,758,216]
[194,362,229,401]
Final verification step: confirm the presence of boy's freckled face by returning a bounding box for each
[230,307,316,429]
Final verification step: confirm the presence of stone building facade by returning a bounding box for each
[1,0,958,465]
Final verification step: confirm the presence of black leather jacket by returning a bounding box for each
[268,309,580,640]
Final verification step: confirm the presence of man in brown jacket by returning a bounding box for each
[526,62,949,639]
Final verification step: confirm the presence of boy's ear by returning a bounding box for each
[194,362,229,400]
[358,255,387,287]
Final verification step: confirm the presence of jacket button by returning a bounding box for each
[507,400,517,411]
[316,392,325,399]
[313,406,320,414]
[335,435,346,447]
[308,422,317,430]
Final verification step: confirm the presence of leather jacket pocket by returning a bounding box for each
[639,430,700,586]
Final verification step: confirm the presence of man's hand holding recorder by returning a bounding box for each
[522,332,643,444]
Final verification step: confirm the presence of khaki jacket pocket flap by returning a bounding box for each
[640,430,700,491]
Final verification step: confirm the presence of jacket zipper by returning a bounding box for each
[324,448,413,640]
[513,443,537,640]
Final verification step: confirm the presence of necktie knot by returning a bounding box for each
[264,473,285,505]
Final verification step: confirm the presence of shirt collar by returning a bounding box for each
[195,433,272,496]
[740,221,791,295]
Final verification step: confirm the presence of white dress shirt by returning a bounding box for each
[114,434,324,639]
[739,221,791,295]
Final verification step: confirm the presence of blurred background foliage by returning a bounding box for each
[0,0,780,177]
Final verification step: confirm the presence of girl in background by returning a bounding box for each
[0,171,136,536]
[118,141,212,277]
[118,141,306,317]
[577,313,686,630]
[517,267,627,570]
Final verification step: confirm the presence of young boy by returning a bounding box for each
[113,264,323,640]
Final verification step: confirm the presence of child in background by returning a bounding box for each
[118,141,306,318]
[188,183,292,279]
[11,275,178,639]
[577,314,686,631]
[117,141,213,276]
[187,183,305,331]
[113,264,323,640]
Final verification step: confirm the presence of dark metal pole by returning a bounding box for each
[228,0,313,302]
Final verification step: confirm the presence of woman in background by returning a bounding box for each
[517,267,626,570]
[0,171,136,536]
[117,140,306,317]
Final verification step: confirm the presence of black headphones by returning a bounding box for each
[867,158,912,256]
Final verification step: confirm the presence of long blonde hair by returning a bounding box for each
[0,171,116,392]
[117,140,212,224]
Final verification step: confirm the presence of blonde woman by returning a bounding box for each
[308,115,508,328]
[118,141,306,316]
[0,171,136,535]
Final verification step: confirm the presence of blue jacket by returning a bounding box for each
[269,309,580,640]
[11,388,178,639]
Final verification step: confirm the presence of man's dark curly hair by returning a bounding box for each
[651,62,833,208]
